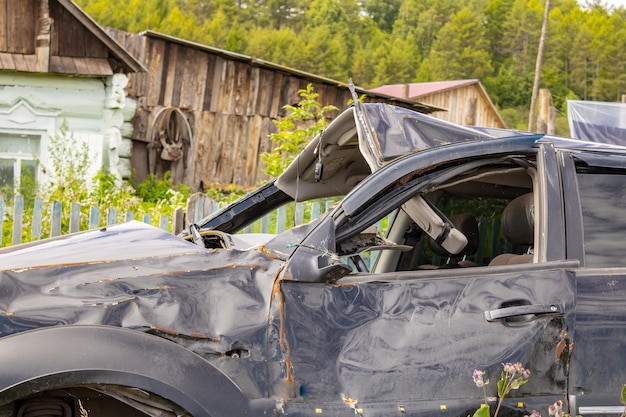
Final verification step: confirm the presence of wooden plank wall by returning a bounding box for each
[418,84,505,128]
[0,0,37,72]
[0,0,36,54]
[109,30,357,190]
[50,1,108,59]
[0,0,114,75]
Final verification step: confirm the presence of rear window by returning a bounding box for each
[577,172,626,267]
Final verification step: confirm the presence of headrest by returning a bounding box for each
[430,213,479,257]
[502,193,534,245]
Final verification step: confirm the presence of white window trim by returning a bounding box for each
[0,99,59,188]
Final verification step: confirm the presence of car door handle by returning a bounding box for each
[484,304,563,322]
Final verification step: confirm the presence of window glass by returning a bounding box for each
[0,133,40,190]
[577,172,626,267]
[0,159,14,188]
[0,135,40,154]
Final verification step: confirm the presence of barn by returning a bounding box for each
[106,30,441,191]
[370,80,506,129]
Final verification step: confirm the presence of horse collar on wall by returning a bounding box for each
[147,107,192,184]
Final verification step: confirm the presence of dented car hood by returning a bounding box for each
[0,222,283,337]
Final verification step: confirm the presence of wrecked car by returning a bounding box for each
[2,87,626,417]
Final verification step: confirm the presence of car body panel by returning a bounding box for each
[280,266,575,404]
[0,222,284,400]
[0,325,274,417]
[557,150,626,413]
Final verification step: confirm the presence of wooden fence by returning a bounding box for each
[0,193,507,267]
[0,193,339,248]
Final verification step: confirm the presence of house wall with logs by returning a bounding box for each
[0,0,143,188]
[106,30,436,192]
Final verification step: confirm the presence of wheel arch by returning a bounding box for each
[0,325,259,416]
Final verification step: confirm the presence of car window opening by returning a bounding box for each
[342,163,537,275]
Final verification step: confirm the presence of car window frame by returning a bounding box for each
[335,141,567,271]
[566,150,626,268]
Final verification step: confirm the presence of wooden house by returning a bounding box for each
[0,0,143,190]
[106,30,441,191]
[370,80,506,129]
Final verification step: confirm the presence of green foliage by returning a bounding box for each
[484,66,532,108]
[261,84,338,178]
[422,8,493,80]
[132,172,189,204]
[73,0,626,110]
[472,406,491,417]
[204,183,248,204]
[364,0,403,32]
[374,36,420,85]
[500,106,534,130]
[298,25,351,81]
[16,162,38,207]
[44,120,90,204]
[245,26,301,66]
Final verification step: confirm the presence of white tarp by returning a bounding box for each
[568,100,626,145]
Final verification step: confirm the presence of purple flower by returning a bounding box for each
[473,369,489,387]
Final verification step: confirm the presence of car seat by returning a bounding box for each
[489,193,534,266]
[420,213,480,269]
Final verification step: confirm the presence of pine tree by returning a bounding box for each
[422,8,493,80]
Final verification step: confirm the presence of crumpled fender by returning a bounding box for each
[0,325,272,416]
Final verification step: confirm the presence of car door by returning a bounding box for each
[559,150,626,416]
[277,142,576,417]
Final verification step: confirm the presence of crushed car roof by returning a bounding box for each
[276,100,626,202]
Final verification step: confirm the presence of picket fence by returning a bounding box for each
[0,193,505,268]
[0,193,338,248]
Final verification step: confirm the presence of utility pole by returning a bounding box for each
[528,0,551,132]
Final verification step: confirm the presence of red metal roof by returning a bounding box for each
[370,80,479,99]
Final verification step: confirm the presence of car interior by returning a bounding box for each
[348,163,537,275]
[193,142,538,280]
[194,102,540,281]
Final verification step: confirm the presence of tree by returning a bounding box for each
[569,6,623,101]
[198,5,243,48]
[363,0,403,32]
[484,0,514,71]
[156,6,199,40]
[244,26,301,67]
[502,0,544,75]
[421,8,493,80]
[392,0,459,59]
[261,84,338,177]
[372,36,420,85]
[350,25,390,87]
[528,0,551,131]
[255,0,307,30]
[542,0,584,105]
[296,0,356,81]
[483,65,532,108]
[297,24,351,81]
